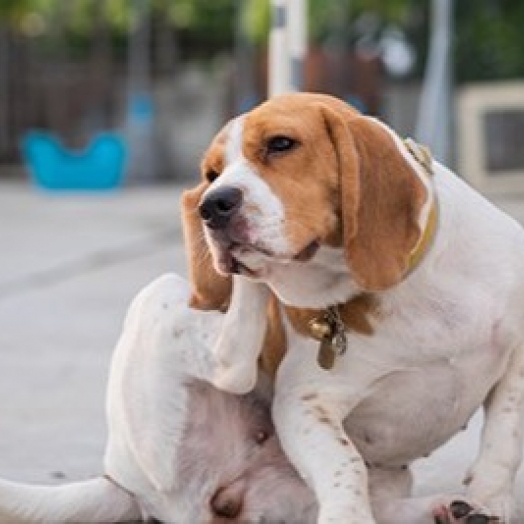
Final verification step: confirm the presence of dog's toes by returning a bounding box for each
[451,500,474,519]
[434,499,501,524]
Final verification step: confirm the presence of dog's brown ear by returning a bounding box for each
[181,182,232,310]
[320,106,430,291]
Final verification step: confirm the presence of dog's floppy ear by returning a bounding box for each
[181,182,232,310]
[320,105,430,291]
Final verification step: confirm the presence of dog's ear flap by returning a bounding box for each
[320,106,430,291]
[181,183,232,311]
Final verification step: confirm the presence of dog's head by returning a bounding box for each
[182,93,435,309]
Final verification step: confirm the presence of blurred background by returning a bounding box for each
[0,0,523,188]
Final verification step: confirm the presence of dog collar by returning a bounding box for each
[403,137,438,274]
[408,202,438,272]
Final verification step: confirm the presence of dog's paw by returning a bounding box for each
[433,499,502,524]
[211,361,258,394]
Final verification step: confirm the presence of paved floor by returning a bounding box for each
[0,180,523,518]
[0,181,187,484]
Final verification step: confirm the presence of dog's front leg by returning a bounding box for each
[210,276,270,394]
[273,348,376,524]
[465,344,524,521]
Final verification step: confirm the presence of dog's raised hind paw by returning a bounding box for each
[434,500,501,524]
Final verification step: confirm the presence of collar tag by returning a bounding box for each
[309,306,347,370]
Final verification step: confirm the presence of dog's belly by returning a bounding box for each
[344,358,500,467]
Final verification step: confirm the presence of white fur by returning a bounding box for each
[225,116,244,163]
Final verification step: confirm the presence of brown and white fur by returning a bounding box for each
[0,274,316,523]
[183,93,524,524]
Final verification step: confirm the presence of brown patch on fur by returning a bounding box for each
[238,95,360,256]
[259,295,287,379]
[319,104,429,291]
[314,405,329,418]
[181,182,232,311]
[236,93,429,291]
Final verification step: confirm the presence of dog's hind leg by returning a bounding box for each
[105,274,270,507]
[464,344,524,522]
[0,476,140,524]
[210,276,270,394]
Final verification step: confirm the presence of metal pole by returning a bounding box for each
[0,25,9,157]
[287,0,306,92]
[126,0,156,183]
[415,0,453,164]
[128,0,151,95]
[268,0,289,97]
[234,0,257,112]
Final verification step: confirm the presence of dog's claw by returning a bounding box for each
[434,500,501,524]
[451,500,473,519]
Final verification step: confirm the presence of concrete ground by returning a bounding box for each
[0,180,523,518]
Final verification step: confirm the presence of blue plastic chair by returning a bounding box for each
[22,131,127,191]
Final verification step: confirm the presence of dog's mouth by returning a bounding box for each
[216,240,320,277]
[293,240,320,262]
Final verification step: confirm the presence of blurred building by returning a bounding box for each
[0,0,523,187]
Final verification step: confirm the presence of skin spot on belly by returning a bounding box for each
[301,393,319,402]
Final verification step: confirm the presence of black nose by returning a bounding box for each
[199,186,243,230]
[210,485,243,519]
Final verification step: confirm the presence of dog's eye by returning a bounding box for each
[267,135,297,154]
[205,170,219,183]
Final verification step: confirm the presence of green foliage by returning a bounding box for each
[455,0,524,82]
[1,0,524,82]
[243,0,413,44]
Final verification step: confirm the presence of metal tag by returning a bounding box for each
[310,306,347,371]
[317,337,336,370]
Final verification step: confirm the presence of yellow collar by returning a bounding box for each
[407,202,438,272]
[404,137,438,273]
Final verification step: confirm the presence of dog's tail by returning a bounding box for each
[0,476,141,523]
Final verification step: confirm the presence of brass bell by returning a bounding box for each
[308,318,333,341]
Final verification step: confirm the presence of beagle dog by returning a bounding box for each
[0,275,317,523]
[182,93,524,524]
